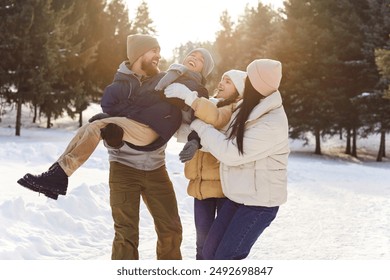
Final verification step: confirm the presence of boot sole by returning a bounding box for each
[17,177,59,200]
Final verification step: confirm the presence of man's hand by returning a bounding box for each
[179,139,200,163]
[89,113,111,123]
[164,83,198,106]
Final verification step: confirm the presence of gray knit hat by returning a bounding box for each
[127,34,160,66]
[184,48,215,78]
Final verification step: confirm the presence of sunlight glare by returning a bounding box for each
[126,0,284,59]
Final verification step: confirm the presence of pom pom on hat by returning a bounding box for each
[222,70,247,97]
[127,34,160,66]
[247,59,282,97]
[184,48,215,78]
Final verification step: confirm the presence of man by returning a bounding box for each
[16,34,184,259]
[102,34,182,260]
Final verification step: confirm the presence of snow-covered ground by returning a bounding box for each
[1,104,389,263]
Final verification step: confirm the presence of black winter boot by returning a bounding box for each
[17,176,59,200]
[17,163,68,199]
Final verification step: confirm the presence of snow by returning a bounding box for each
[1,104,390,264]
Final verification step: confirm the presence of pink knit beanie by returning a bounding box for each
[246,59,282,96]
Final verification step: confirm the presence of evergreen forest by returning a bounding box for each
[0,0,389,161]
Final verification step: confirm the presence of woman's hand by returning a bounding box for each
[164,83,198,106]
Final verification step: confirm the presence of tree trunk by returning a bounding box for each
[339,128,343,140]
[15,97,22,136]
[79,110,83,128]
[351,127,357,158]
[33,103,38,123]
[376,129,386,162]
[345,128,351,154]
[314,129,321,155]
[46,114,51,128]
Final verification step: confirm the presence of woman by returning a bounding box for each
[164,59,289,260]
[181,70,247,259]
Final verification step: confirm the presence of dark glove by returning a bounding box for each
[89,113,111,123]
[100,123,124,149]
[179,139,200,163]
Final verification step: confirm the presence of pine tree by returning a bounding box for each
[1,0,70,133]
[0,2,12,73]
[214,10,237,83]
[372,48,390,161]
[325,0,370,157]
[38,1,86,129]
[93,0,131,96]
[53,0,107,127]
[375,48,390,97]
[1,0,37,135]
[268,0,341,155]
[234,3,282,67]
[130,1,156,35]
[0,0,16,113]
[0,0,93,132]
[212,3,282,96]
[361,0,390,161]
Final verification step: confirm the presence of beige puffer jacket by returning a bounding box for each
[185,150,224,199]
[184,98,236,200]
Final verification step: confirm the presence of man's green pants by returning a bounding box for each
[109,161,182,260]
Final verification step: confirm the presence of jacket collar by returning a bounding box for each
[115,61,145,83]
[246,91,283,123]
[117,61,132,75]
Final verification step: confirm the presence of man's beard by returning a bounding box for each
[141,59,159,77]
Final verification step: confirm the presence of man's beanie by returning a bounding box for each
[246,59,282,97]
[223,70,247,97]
[127,34,160,66]
[184,48,215,78]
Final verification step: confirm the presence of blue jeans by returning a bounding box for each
[194,197,228,260]
[202,199,279,260]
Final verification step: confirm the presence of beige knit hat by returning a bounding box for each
[127,34,160,66]
[223,70,247,97]
[246,59,282,96]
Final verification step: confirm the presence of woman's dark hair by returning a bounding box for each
[216,92,239,108]
[227,77,264,155]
